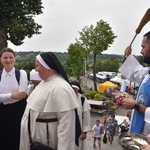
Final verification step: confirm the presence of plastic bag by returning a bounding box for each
[102,130,107,144]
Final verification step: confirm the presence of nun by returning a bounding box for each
[27,69,42,96]
[70,81,91,150]
[20,52,80,150]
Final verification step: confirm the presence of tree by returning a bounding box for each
[110,58,120,72]
[66,43,86,80]
[94,58,120,73]
[95,59,103,73]
[77,19,117,91]
[0,1,43,68]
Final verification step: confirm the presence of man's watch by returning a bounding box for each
[133,102,140,110]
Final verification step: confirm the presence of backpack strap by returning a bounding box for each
[100,124,104,134]
[15,68,20,84]
[81,96,85,106]
[0,70,2,81]
[0,68,20,84]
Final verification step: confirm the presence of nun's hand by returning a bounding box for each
[80,132,87,141]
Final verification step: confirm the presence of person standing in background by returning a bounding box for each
[0,48,28,150]
[106,114,118,145]
[92,120,103,150]
[70,80,91,150]
[103,116,108,130]
[27,69,42,96]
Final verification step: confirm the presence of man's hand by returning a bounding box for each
[124,46,132,57]
[143,144,150,150]
[122,98,136,109]
[11,92,26,100]
[142,134,150,149]
[147,134,150,143]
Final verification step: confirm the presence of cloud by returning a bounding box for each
[8,0,150,55]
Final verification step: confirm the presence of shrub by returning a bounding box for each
[94,93,100,100]
[102,98,106,101]
[84,93,91,99]
[89,90,98,99]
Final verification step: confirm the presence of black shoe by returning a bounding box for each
[93,144,96,149]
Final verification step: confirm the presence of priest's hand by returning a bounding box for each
[147,134,150,143]
[124,46,132,57]
[122,98,136,109]
[143,144,150,150]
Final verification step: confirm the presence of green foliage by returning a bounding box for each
[100,58,120,72]
[101,98,106,101]
[84,93,91,99]
[13,51,123,80]
[0,1,43,45]
[94,93,100,100]
[89,90,98,99]
[77,19,117,55]
[84,91,100,100]
[12,51,143,83]
[95,59,102,73]
[66,43,85,78]
[77,19,117,91]
[88,53,123,60]
[53,52,68,62]
[15,51,40,80]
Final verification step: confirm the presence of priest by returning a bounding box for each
[119,31,150,136]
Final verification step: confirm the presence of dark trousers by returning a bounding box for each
[0,100,26,150]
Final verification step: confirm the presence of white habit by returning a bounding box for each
[75,93,91,150]
[20,74,79,150]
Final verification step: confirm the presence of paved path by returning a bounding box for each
[84,78,129,149]
[86,106,127,150]
[86,133,122,150]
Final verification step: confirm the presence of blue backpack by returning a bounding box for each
[0,68,20,84]
[100,124,104,134]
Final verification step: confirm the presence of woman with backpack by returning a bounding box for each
[0,48,28,150]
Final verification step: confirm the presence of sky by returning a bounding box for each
[8,0,150,55]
